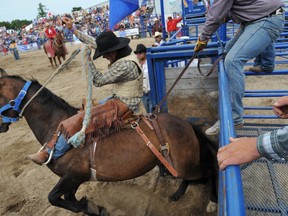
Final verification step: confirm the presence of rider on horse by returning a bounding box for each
[28,18,144,165]
[44,22,57,57]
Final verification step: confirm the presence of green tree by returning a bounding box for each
[37,3,48,19]
[72,7,82,12]
[0,21,12,29]
[11,19,32,29]
[0,19,31,30]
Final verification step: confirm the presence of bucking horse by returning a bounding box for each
[0,68,218,215]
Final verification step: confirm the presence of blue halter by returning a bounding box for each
[0,81,32,123]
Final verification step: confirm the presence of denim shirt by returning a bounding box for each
[257,126,288,161]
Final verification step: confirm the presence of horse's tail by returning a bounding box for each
[190,123,218,152]
[190,123,218,170]
[190,123,219,203]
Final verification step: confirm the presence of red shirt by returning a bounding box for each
[45,27,57,39]
[167,17,182,32]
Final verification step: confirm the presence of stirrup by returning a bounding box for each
[43,147,54,165]
[37,143,55,165]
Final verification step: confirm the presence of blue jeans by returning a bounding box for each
[253,44,275,70]
[142,92,152,113]
[11,48,20,60]
[169,30,177,38]
[48,134,70,159]
[224,14,284,124]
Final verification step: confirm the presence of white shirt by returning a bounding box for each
[154,39,164,47]
[142,59,150,93]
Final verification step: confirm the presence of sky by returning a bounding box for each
[0,0,108,22]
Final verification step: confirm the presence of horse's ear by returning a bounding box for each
[0,68,8,77]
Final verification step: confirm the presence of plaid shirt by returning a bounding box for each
[75,31,142,112]
[257,126,288,161]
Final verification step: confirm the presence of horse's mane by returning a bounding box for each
[3,75,78,113]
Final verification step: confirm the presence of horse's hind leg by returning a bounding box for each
[48,177,107,215]
[169,178,209,202]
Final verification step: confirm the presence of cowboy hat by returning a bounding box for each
[134,43,147,54]
[93,31,130,60]
[154,31,162,38]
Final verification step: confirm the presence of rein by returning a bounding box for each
[0,48,81,124]
[54,37,64,47]
[19,48,81,117]
[197,54,225,77]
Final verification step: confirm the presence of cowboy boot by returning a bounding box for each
[248,65,273,73]
[28,149,49,166]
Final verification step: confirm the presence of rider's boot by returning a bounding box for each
[28,148,49,166]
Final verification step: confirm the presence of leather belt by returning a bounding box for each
[242,7,284,26]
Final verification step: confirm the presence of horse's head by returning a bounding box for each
[0,68,12,132]
[0,68,30,133]
[54,32,65,47]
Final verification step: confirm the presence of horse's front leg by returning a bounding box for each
[53,57,57,67]
[48,177,107,216]
[48,57,54,68]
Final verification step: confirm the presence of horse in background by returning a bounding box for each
[44,31,67,67]
[0,68,218,215]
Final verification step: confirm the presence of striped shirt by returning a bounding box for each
[257,126,288,161]
[75,31,142,112]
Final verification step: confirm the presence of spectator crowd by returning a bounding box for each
[0,3,181,56]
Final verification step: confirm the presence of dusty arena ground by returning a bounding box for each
[0,37,287,216]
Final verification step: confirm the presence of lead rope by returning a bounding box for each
[68,45,93,148]
[152,51,199,114]
[19,48,81,117]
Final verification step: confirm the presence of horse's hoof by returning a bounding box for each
[99,206,109,216]
[87,200,108,216]
[206,200,217,213]
[168,194,181,202]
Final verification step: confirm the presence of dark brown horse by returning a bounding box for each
[43,32,66,67]
[0,68,218,215]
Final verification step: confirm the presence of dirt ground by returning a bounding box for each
[0,37,287,216]
[0,37,217,216]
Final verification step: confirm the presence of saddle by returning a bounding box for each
[58,99,134,141]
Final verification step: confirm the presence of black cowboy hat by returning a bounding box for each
[93,31,130,60]
[134,44,147,54]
